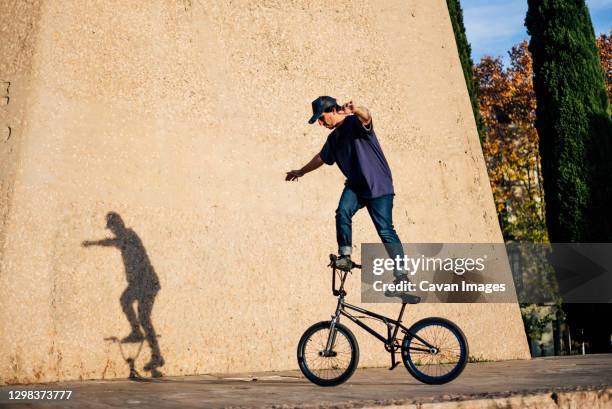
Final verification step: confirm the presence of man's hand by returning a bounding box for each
[340,100,355,114]
[285,154,325,182]
[285,169,304,181]
[342,100,371,126]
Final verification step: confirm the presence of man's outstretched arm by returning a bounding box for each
[82,238,119,247]
[285,153,325,181]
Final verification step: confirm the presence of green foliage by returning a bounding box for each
[525,0,612,242]
[447,0,487,142]
[520,304,563,345]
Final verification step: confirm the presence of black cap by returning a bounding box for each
[308,96,337,124]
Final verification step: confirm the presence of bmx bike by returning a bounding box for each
[297,255,469,386]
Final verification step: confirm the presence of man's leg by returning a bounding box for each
[367,195,419,303]
[120,287,144,342]
[138,292,164,370]
[366,194,405,279]
[335,187,363,257]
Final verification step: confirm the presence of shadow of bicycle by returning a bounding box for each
[103,335,163,380]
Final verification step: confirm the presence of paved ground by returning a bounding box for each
[1,354,611,408]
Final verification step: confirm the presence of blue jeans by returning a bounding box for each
[335,187,404,278]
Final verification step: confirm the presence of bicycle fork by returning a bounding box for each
[322,298,343,356]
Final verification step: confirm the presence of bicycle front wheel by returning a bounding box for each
[401,317,468,384]
[297,321,359,386]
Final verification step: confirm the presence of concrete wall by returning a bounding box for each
[0,0,530,384]
[0,0,43,290]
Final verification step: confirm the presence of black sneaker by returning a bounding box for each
[384,276,421,304]
[334,255,353,271]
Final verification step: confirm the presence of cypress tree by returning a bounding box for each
[526,0,612,354]
[526,0,612,243]
[447,0,487,142]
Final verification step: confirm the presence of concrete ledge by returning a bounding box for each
[352,388,612,409]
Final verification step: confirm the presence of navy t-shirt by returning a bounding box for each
[319,115,394,199]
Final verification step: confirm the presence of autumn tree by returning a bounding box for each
[474,41,547,243]
[596,30,612,102]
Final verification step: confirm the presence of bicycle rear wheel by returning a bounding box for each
[401,317,468,384]
[297,321,359,386]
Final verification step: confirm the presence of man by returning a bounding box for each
[286,96,409,291]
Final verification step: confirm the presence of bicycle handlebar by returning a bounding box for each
[328,254,361,270]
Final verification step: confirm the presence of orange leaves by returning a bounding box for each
[596,30,612,101]
[475,41,546,242]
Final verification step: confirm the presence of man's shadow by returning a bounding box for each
[83,212,164,376]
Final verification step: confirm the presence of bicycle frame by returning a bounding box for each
[325,268,437,369]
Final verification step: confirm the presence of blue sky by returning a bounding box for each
[462,0,612,65]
